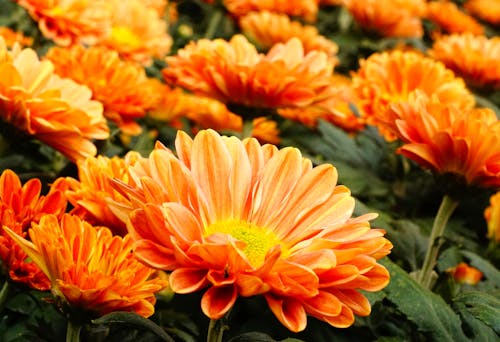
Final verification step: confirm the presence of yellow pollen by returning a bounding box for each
[110,26,141,49]
[50,6,65,16]
[205,219,285,268]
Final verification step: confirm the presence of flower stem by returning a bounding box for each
[417,195,459,289]
[204,10,223,39]
[206,317,229,342]
[0,280,10,312]
[66,320,82,342]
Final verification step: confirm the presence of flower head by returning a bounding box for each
[110,129,392,332]
[426,1,484,35]
[429,33,500,90]
[484,191,500,243]
[447,262,483,285]
[385,91,500,188]
[46,45,163,135]
[464,0,500,26]
[0,38,109,162]
[222,0,320,22]
[5,214,168,318]
[352,50,475,140]
[0,27,33,47]
[163,35,334,110]
[0,169,67,290]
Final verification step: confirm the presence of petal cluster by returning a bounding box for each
[222,0,320,22]
[110,129,392,332]
[426,1,484,35]
[484,191,500,243]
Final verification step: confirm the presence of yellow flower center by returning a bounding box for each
[205,219,285,268]
[110,26,141,49]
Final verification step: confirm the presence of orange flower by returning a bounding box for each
[343,0,425,38]
[55,152,145,236]
[429,34,500,90]
[222,0,320,22]
[484,191,500,243]
[0,38,109,162]
[15,0,111,46]
[0,27,33,47]
[5,214,168,318]
[385,91,500,188]
[351,50,475,140]
[46,45,163,135]
[426,1,484,35]
[0,169,67,290]
[163,35,334,110]
[239,11,338,64]
[110,129,392,332]
[447,262,483,285]
[97,0,172,65]
[464,0,500,26]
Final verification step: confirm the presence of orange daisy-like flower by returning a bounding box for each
[447,262,483,285]
[429,33,500,90]
[46,45,163,135]
[239,11,338,64]
[0,169,67,290]
[0,27,33,47]
[385,91,500,188]
[222,0,320,22]
[110,129,392,332]
[5,214,168,318]
[15,0,111,46]
[464,0,500,26]
[97,0,172,65]
[426,1,484,35]
[343,0,425,38]
[351,50,475,140]
[54,151,145,236]
[0,38,109,162]
[163,35,334,110]
[484,191,500,243]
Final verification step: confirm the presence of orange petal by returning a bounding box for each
[201,285,237,319]
[169,268,209,294]
[265,294,307,332]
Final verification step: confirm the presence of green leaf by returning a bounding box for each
[91,311,174,342]
[461,250,500,286]
[227,332,278,342]
[452,292,500,335]
[380,258,468,342]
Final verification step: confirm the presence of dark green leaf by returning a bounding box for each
[461,250,500,286]
[227,332,278,342]
[453,291,500,335]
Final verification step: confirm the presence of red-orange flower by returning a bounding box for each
[0,27,33,47]
[385,91,500,188]
[5,214,168,318]
[426,1,484,35]
[110,129,392,332]
[0,38,109,162]
[343,0,425,38]
[351,50,475,140]
[429,33,500,90]
[464,0,500,26]
[0,169,67,290]
[447,262,483,285]
[222,0,320,22]
[163,35,334,110]
[46,45,163,135]
[484,191,500,243]
[239,11,338,64]
[15,0,111,46]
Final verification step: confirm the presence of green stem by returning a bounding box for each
[417,195,459,289]
[206,317,229,342]
[66,320,82,342]
[204,10,223,39]
[0,280,10,312]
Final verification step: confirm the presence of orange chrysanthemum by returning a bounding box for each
[429,33,500,90]
[54,151,145,236]
[447,262,483,285]
[97,0,172,65]
[110,129,392,332]
[0,27,33,47]
[426,1,484,35]
[0,169,67,290]
[15,0,111,46]
[5,214,168,318]
[351,50,475,140]
[384,91,500,188]
[163,35,334,110]
[464,0,500,26]
[0,39,109,162]
[221,0,320,22]
[239,11,338,64]
[343,0,425,38]
[46,45,163,135]
[484,191,500,243]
